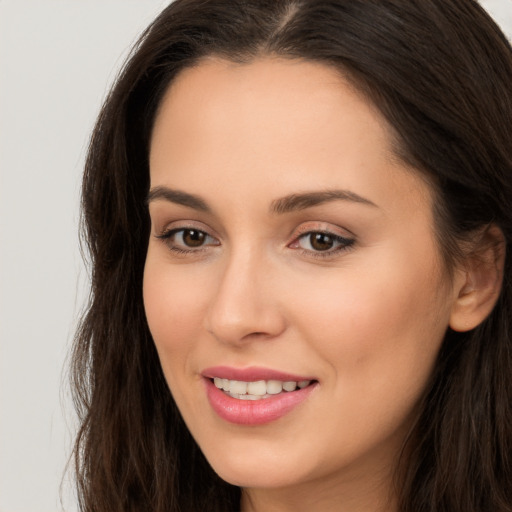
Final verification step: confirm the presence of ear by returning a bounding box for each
[449,225,506,332]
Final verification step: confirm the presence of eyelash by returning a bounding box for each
[155,227,355,259]
[291,230,355,259]
[156,227,219,255]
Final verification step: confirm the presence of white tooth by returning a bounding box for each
[213,377,223,389]
[266,380,283,394]
[230,380,248,394]
[247,380,267,395]
[283,381,297,392]
[221,379,230,391]
[228,392,239,398]
[238,394,259,400]
[298,380,311,389]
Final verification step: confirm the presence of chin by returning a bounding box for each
[214,464,303,489]
[202,444,309,489]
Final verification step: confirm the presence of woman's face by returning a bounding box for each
[144,58,459,498]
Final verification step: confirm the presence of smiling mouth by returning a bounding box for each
[211,378,314,400]
[204,372,319,424]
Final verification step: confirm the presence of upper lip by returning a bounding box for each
[201,365,316,382]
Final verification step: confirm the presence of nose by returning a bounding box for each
[203,248,287,346]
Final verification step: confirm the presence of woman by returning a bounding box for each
[72,1,512,510]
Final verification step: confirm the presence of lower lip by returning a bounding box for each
[204,378,317,425]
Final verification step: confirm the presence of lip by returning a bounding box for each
[202,366,318,426]
[201,365,316,382]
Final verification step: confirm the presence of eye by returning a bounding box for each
[156,227,219,253]
[175,229,208,248]
[290,230,355,257]
[300,232,338,251]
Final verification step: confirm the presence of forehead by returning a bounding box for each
[149,56,431,214]
[151,56,385,148]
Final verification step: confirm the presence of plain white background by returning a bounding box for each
[0,1,510,511]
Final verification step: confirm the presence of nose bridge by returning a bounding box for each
[204,242,285,344]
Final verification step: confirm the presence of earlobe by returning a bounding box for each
[449,225,505,333]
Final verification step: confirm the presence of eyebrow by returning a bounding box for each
[270,190,377,214]
[146,186,377,214]
[147,186,211,212]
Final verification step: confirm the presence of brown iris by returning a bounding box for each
[309,232,335,251]
[182,229,206,247]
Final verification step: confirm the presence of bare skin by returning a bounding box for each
[144,57,495,512]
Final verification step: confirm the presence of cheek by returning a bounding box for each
[142,254,210,372]
[298,266,445,345]
[288,245,450,409]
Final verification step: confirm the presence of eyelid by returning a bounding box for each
[154,220,220,255]
[287,222,356,258]
[291,221,355,239]
[154,218,215,234]
[156,227,218,242]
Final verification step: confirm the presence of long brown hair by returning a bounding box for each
[72,1,512,510]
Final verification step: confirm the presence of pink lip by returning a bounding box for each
[201,366,318,426]
[202,365,315,382]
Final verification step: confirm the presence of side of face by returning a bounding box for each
[143,57,463,496]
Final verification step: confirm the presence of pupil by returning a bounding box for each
[310,233,334,251]
[183,229,205,247]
